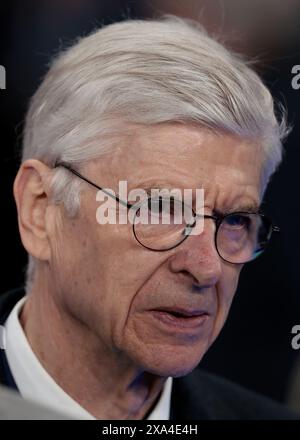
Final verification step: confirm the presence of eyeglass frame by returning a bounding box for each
[54,161,280,264]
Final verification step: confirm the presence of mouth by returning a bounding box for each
[148,307,209,330]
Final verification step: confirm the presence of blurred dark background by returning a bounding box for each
[1,0,300,409]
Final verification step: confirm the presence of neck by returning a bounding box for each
[20,276,166,419]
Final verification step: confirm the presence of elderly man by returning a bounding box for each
[0,17,296,420]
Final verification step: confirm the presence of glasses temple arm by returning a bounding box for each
[55,162,132,209]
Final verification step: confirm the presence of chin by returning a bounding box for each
[136,346,207,378]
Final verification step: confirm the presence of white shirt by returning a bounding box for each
[1,297,172,420]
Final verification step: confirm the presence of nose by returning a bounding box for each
[168,222,222,288]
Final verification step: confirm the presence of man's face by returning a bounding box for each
[50,123,263,377]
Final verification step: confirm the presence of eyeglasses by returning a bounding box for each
[54,162,280,264]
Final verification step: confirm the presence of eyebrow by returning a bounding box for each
[213,204,261,216]
[130,183,185,199]
[138,182,181,192]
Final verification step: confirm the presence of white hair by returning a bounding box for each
[21,16,289,286]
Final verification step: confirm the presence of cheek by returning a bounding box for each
[51,208,166,350]
[49,217,117,331]
[210,265,241,341]
[55,222,155,345]
[108,258,166,348]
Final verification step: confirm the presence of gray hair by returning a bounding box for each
[21,16,289,285]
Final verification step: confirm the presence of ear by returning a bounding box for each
[13,159,54,262]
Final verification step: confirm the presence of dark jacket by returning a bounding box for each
[0,288,298,420]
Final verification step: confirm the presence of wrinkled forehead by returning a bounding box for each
[86,123,265,200]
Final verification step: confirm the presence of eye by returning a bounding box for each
[223,213,251,229]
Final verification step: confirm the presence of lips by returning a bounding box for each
[153,307,207,317]
[149,307,209,330]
